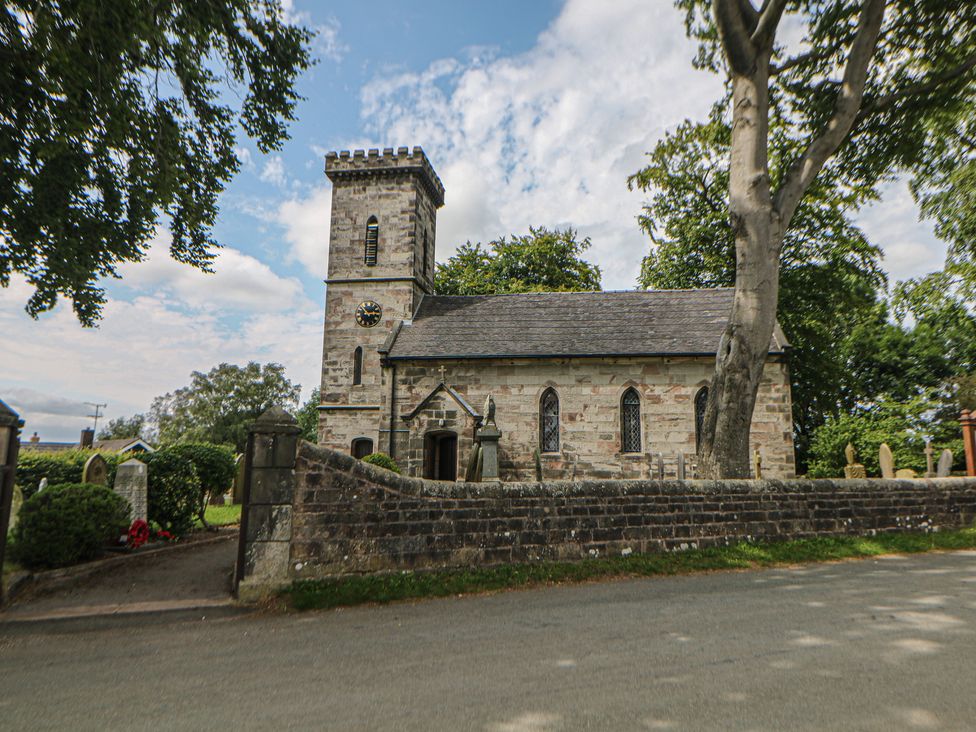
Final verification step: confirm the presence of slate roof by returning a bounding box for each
[384,289,788,360]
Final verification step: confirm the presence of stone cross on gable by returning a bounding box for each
[437,365,447,382]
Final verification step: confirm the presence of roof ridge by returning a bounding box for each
[428,287,734,299]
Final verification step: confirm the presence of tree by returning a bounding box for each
[97,414,148,441]
[675,0,976,477]
[629,112,886,469]
[296,387,321,443]
[165,442,236,530]
[1,1,312,325]
[150,362,300,452]
[434,227,602,296]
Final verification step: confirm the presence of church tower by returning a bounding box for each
[318,147,445,456]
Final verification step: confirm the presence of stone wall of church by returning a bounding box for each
[388,356,795,481]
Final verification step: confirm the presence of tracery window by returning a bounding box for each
[694,386,709,451]
[621,388,641,453]
[540,388,560,453]
[364,216,378,266]
[353,347,363,385]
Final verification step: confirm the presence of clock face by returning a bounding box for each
[355,300,382,327]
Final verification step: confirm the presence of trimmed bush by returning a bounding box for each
[12,483,130,569]
[143,449,201,536]
[361,452,400,474]
[165,442,236,526]
[16,449,123,499]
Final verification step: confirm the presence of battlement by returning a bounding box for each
[325,146,445,207]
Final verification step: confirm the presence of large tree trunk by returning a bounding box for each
[698,51,784,479]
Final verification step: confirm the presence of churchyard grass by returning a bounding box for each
[195,504,242,528]
[283,527,976,611]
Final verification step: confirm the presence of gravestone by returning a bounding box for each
[82,453,108,486]
[232,454,245,504]
[8,484,23,531]
[677,452,686,481]
[937,449,954,478]
[113,459,148,522]
[37,477,48,493]
[895,468,917,479]
[844,442,867,479]
[476,394,501,482]
[879,443,895,479]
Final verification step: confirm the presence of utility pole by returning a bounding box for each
[85,402,107,435]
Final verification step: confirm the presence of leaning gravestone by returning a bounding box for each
[82,453,108,486]
[879,443,895,479]
[113,459,148,522]
[937,449,954,478]
[895,468,917,479]
[8,484,24,531]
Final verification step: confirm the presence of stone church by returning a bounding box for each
[317,147,796,480]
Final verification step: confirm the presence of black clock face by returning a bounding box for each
[355,300,382,327]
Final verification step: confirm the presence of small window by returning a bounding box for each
[353,347,363,385]
[364,217,378,266]
[540,388,560,453]
[352,438,373,459]
[694,386,709,451]
[621,388,641,453]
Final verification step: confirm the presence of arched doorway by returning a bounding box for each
[424,431,458,481]
[351,437,374,459]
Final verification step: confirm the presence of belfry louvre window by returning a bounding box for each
[694,386,709,451]
[621,388,641,453]
[364,217,378,266]
[353,346,363,385]
[540,388,560,453]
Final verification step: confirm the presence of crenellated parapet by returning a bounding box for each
[325,146,445,207]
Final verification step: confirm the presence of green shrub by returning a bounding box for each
[165,442,236,511]
[143,449,201,536]
[806,397,963,478]
[361,452,400,474]
[16,449,123,499]
[12,483,130,569]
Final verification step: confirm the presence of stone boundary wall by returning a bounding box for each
[236,433,976,598]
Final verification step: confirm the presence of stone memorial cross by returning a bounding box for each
[925,441,936,478]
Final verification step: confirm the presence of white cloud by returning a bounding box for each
[358,0,947,289]
[117,231,308,312]
[260,155,287,187]
[277,185,332,278]
[855,179,947,284]
[280,2,347,62]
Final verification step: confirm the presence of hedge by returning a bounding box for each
[15,449,123,500]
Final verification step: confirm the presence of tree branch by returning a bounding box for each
[773,0,886,223]
[770,39,844,75]
[713,0,757,75]
[751,0,788,46]
[856,52,976,121]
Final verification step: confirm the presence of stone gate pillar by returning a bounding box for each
[962,410,976,477]
[0,399,24,604]
[235,406,301,600]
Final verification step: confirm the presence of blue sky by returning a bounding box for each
[0,0,948,442]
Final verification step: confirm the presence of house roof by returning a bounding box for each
[93,438,155,453]
[384,289,788,361]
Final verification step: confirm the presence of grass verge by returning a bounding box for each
[195,504,242,529]
[282,527,976,611]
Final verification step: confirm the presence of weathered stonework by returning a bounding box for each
[232,440,976,594]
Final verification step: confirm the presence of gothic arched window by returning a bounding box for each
[540,388,560,453]
[353,347,363,385]
[694,386,709,451]
[364,216,378,266]
[621,388,641,453]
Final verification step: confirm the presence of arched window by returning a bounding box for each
[540,388,560,453]
[694,386,709,451]
[353,347,363,385]
[621,388,641,453]
[351,438,373,459]
[364,216,378,266]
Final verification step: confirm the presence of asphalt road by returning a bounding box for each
[3,550,976,731]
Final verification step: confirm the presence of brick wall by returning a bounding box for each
[236,434,976,596]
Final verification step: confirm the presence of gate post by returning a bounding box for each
[235,406,301,601]
[0,399,24,604]
[962,410,976,477]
